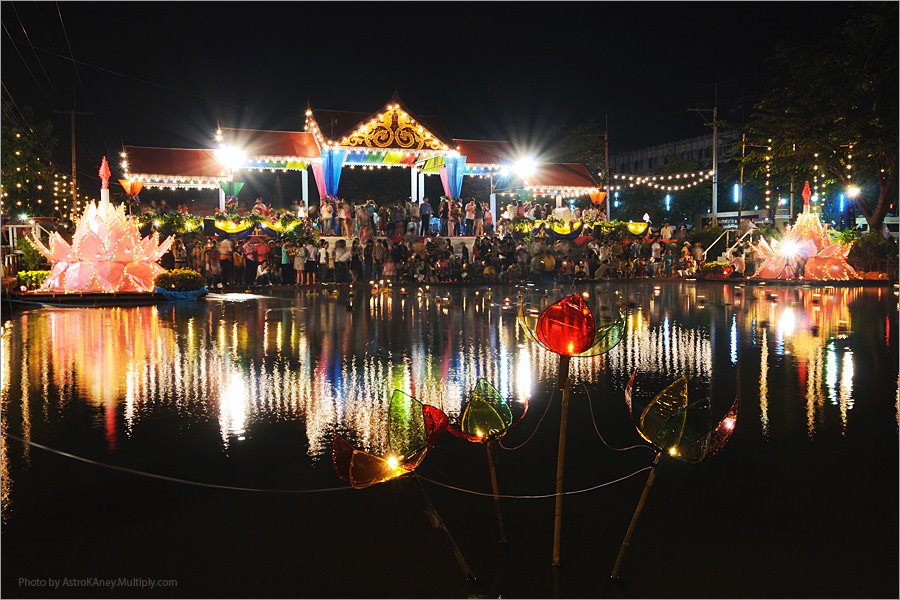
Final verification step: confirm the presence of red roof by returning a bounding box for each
[525,163,599,190]
[453,139,515,165]
[220,128,320,159]
[124,146,228,178]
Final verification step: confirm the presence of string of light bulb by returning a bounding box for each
[608,170,714,191]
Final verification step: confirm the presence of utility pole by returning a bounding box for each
[738,132,746,222]
[789,143,796,221]
[604,114,611,221]
[689,88,718,227]
[54,108,92,209]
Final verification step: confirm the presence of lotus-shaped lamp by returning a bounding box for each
[332,390,448,489]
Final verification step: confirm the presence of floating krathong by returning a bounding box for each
[612,372,739,578]
[750,181,860,281]
[332,390,448,489]
[30,158,173,293]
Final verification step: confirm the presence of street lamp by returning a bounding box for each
[847,185,861,199]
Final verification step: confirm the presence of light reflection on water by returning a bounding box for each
[1,282,897,519]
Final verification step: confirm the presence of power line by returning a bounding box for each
[0,21,51,102]
[33,45,252,110]
[55,1,90,110]
[11,1,60,100]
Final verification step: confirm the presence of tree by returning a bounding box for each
[556,119,605,175]
[1,100,65,218]
[744,5,898,230]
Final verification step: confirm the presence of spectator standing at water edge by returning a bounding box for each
[363,240,374,280]
[218,236,234,284]
[190,240,205,273]
[255,237,271,268]
[691,241,704,263]
[373,238,386,279]
[350,239,362,284]
[232,245,245,285]
[173,238,187,270]
[319,240,333,283]
[242,238,257,284]
[304,240,319,285]
[631,239,642,259]
[281,240,294,284]
[205,240,222,285]
[293,242,307,284]
[333,239,350,283]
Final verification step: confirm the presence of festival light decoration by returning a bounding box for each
[609,170,714,192]
[611,371,739,578]
[448,378,529,543]
[750,181,860,280]
[518,294,626,565]
[332,390,448,489]
[28,158,174,293]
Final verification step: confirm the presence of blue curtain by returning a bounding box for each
[446,155,467,199]
[323,149,347,196]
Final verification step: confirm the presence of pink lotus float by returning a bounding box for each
[750,181,859,281]
[30,158,174,293]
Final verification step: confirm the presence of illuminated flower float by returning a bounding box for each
[518,293,626,565]
[611,372,738,578]
[750,181,859,280]
[30,158,174,293]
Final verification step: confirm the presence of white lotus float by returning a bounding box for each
[30,157,174,293]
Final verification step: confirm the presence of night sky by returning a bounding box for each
[3,1,857,186]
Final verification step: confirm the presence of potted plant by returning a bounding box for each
[154,268,208,300]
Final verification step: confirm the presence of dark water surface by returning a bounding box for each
[2,281,898,598]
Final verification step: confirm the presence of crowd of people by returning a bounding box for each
[313,196,610,239]
[161,218,759,288]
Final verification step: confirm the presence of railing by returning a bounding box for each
[702,228,738,261]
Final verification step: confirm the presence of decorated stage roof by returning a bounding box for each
[454,139,515,167]
[523,163,600,194]
[305,94,454,156]
[122,146,230,188]
[219,128,320,161]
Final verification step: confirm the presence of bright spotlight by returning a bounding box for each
[780,240,799,258]
[512,156,538,179]
[215,145,246,171]
[847,185,861,199]
[498,166,511,178]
